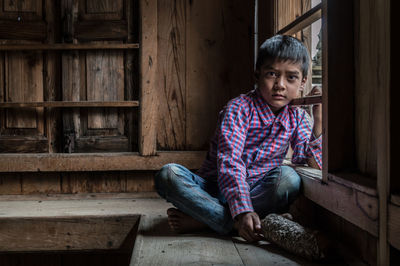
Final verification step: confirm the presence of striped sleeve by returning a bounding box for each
[217,99,252,218]
[291,109,322,169]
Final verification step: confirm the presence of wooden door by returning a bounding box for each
[0,0,54,152]
[62,0,136,153]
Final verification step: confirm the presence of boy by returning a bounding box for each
[154,35,322,242]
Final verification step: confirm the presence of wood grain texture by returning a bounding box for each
[0,21,46,40]
[139,0,158,155]
[156,0,186,150]
[294,166,379,236]
[86,48,124,129]
[389,202,400,250]
[0,215,138,251]
[0,151,206,172]
[0,43,139,50]
[130,215,244,266]
[5,50,44,129]
[185,0,253,150]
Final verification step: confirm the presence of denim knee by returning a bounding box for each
[154,163,178,198]
[275,166,301,211]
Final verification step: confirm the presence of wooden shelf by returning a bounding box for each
[0,101,139,108]
[0,43,139,51]
[277,3,322,35]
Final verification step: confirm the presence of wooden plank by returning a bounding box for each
[75,21,128,41]
[294,167,378,236]
[321,0,328,183]
[21,172,61,194]
[139,0,158,155]
[0,21,46,40]
[0,215,138,251]
[374,0,391,263]
[276,3,321,35]
[0,192,159,201]
[0,138,48,153]
[389,202,400,250]
[0,43,139,51]
[0,197,170,220]
[0,173,21,195]
[45,0,58,153]
[233,238,318,265]
[185,0,253,150]
[86,48,124,129]
[0,151,206,172]
[6,50,44,129]
[156,0,186,150]
[130,215,244,266]
[75,136,129,152]
[0,101,139,108]
[290,95,321,106]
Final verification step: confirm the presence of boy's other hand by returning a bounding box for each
[235,212,264,242]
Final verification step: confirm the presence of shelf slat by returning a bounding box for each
[0,101,139,108]
[0,43,139,51]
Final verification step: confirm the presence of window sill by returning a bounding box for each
[289,164,378,237]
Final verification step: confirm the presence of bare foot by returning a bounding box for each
[167,208,207,233]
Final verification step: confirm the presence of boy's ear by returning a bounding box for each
[299,76,307,91]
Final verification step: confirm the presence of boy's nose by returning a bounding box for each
[274,76,286,89]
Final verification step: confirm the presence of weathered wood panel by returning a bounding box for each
[61,0,133,153]
[130,215,245,266]
[139,0,158,155]
[0,215,138,251]
[86,49,124,129]
[6,51,43,129]
[185,0,254,150]
[275,0,302,40]
[156,0,186,150]
[0,151,206,172]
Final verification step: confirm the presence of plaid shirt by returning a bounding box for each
[197,89,322,218]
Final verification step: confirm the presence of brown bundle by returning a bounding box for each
[261,213,324,260]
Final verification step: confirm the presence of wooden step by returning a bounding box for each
[0,195,171,252]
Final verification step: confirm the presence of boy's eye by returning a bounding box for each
[288,75,299,81]
[265,71,276,77]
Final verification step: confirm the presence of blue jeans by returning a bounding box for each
[154,163,301,235]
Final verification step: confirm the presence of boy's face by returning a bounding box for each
[256,60,307,114]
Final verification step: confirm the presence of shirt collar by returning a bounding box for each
[254,88,291,131]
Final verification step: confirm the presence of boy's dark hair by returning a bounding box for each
[255,35,310,78]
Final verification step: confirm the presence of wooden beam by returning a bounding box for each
[276,3,321,35]
[0,151,206,172]
[0,101,139,108]
[389,200,400,250]
[294,166,378,236]
[139,0,158,156]
[0,43,139,51]
[290,95,322,106]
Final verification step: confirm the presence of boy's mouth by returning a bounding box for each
[272,94,286,99]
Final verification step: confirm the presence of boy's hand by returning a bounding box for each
[309,86,322,137]
[235,212,264,242]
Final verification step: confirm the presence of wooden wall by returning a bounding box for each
[0,0,254,194]
[156,0,254,151]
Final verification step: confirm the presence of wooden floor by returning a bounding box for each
[0,194,362,265]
